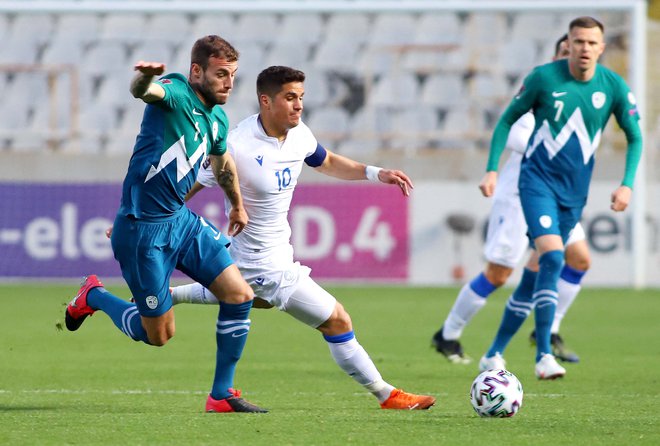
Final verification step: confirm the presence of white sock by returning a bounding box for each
[171,283,218,305]
[442,283,488,340]
[552,278,581,333]
[327,337,395,403]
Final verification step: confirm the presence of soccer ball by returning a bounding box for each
[470,369,523,418]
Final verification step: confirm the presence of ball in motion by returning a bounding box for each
[470,368,523,418]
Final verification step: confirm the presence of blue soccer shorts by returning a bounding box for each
[519,186,582,244]
[111,208,234,317]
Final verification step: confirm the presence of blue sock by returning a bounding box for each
[470,272,498,298]
[534,250,564,361]
[87,287,150,344]
[486,268,537,357]
[560,264,587,284]
[210,300,253,400]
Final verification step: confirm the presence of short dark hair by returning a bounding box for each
[569,16,605,33]
[554,33,568,56]
[190,35,239,70]
[256,66,306,98]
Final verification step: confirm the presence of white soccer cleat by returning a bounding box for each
[478,352,506,372]
[535,353,566,380]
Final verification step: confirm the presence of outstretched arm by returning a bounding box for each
[314,150,413,196]
[130,60,166,103]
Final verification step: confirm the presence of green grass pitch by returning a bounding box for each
[0,284,658,445]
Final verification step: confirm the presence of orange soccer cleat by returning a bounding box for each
[380,389,436,410]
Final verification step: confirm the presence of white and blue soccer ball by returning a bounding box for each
[470,369,524,418]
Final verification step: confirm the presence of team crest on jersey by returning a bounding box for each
[627,92,636,105]
[145,296,159,309]
[592,92,606,109]
[212,122,219,141]
[158,79,172,85]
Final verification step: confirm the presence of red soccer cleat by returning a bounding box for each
[205,393,268,413]
[64,275,104,331]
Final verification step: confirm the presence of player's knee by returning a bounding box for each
[540,250,564,272]
[147,327,175,346]
[567,256,590,272]
[326,303,353,334]
[484,264,513,287]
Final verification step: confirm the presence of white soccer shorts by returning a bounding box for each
[230,244,336,328]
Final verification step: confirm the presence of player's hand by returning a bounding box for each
[378,169,414,197]
[134,60,165,76]
[227,206,248,236]
[106,225,113,239]
[610,185,632,212]
[479,171,498,197]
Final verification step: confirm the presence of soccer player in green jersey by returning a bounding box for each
[478,17,642,379]
[64,36,267,412]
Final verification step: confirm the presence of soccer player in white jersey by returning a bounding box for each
[431,35,588,365]
[172,66,436,410]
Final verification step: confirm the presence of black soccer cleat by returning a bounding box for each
[529,330,580,363]
[431,327,472,364]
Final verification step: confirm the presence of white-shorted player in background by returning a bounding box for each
[431,34,587,364]
[173,65,436,410]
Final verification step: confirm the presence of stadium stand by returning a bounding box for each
[0,4,652,163]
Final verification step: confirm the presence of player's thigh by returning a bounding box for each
[177,212,237,291]
[207,264,253,304]
[111,215,175,317]
[283,275,337,329]
[484,197,529,268]
[565,222,591,270]
[520,189,562,240]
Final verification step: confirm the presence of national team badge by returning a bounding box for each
[539,215,552,229]
[212,122,218,141]
[592,92,606,109]
[146,296,159,309]
[627,92,637,105]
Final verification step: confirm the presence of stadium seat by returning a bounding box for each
[313,40,361,76]
[499,38,540,79]
[367,13,417,47]
[190,14,238,42]
[419,73,467,110]
[131,41,174,66]
[510,12,560,44]
[55,13,101,45]
[232,14,280,47]
[95,70,137,108]
[323,13,371,47]
[265,41,314,74]
[389,105,441,152]
[98,13,147,45]
[143,14,192,46]
[306,106,350,146]
[278,13,324,46]
[366,72,419,108]
[440,106,487,149]
[41,37,85,66]
[81,42,129,79]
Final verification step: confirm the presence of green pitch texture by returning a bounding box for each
[0,284,658,445]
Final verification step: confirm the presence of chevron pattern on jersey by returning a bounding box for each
[527,108,601,165]
[144,134,208,183]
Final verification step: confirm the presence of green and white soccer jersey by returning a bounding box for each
[118,73,230,220]
[489,59,641,207]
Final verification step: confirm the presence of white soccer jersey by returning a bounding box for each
[197,114,319,253]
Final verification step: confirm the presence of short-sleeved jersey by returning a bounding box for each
[117,73,230,220]
[197,114,326,252]
[490,59,641,207]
